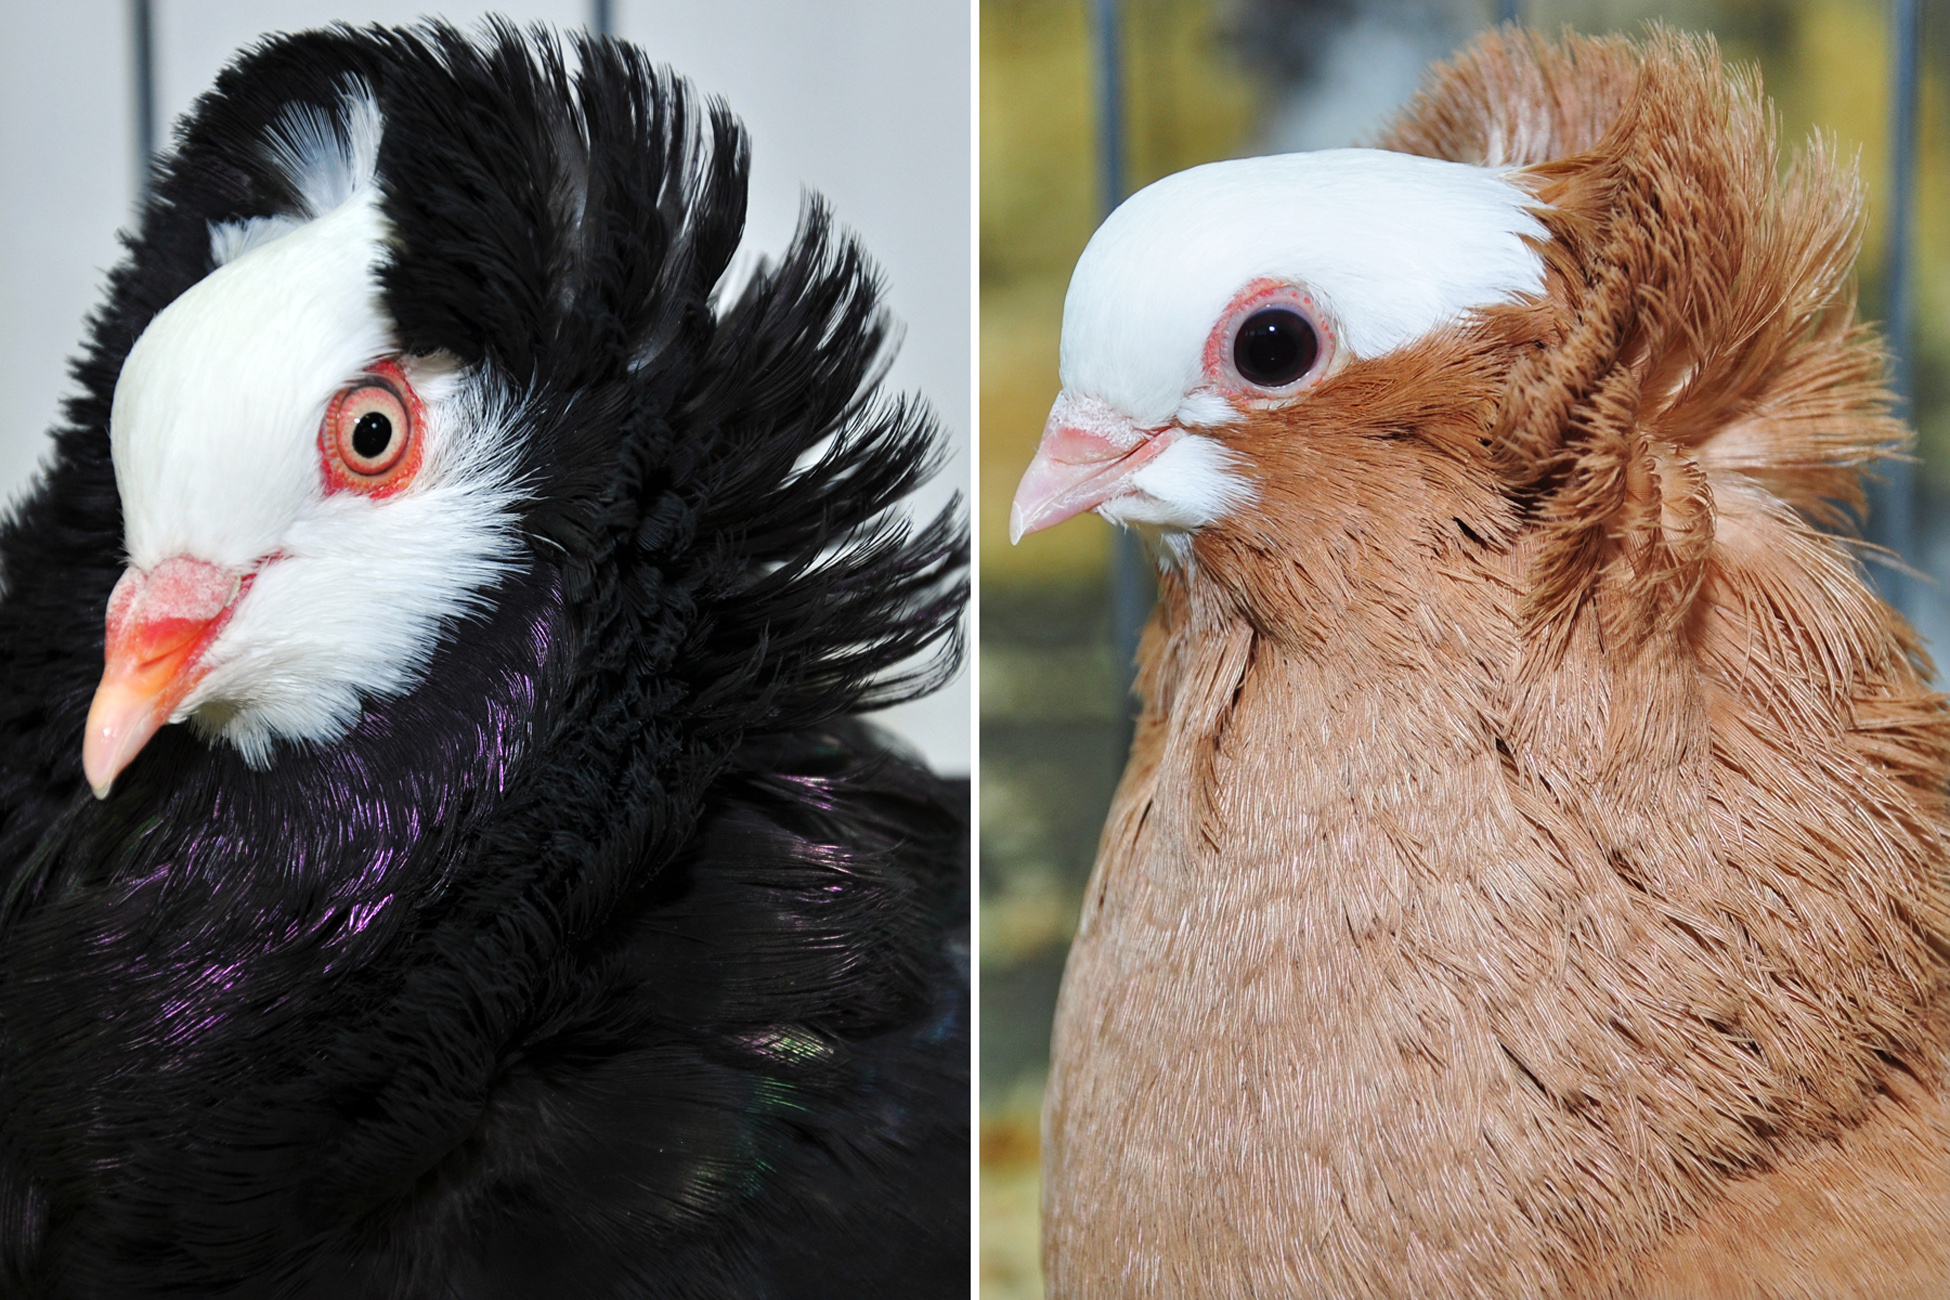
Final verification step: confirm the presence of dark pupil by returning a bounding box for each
[351,411,394,460]
[1233,308,1319,387]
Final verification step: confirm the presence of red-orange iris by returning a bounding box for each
[320,358,423,497]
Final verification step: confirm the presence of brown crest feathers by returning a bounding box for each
[1383,27,1906,654]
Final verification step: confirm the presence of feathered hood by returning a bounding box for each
[1382,26,1904,652]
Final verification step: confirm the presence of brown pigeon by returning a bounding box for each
[1012,27,1950,1299]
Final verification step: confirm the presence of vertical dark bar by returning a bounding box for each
[1094,0,1124,212]
[130,0,156,193]
[1095,0,1151,756]
[591,0,613,38]
[1497,0,1521,26]
[1872,0,1920,622]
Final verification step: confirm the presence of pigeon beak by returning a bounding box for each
[1010,392,1179,543]
[83,556,249,800]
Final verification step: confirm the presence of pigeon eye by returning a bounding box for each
[1233,309,1319,388]
[321,362,422,497]
[1207,282,1336,399]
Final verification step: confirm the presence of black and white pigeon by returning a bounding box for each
[0,22,967,1298]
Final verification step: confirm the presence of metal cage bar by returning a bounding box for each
[130,0,156,190]
[1872,0,1922,624]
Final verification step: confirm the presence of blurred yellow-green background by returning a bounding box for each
[979,1,1950,1295]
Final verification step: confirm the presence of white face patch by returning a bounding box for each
[114,193,395,571]
[1058,148,1548,430]
[107,92,528,767]
[1100,434,1254,533]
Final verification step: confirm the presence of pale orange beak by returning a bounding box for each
[83,556,247,799]
[1009,393,1177,542]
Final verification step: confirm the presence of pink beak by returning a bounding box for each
[83,556,248,799]
[1010,393,1177,543]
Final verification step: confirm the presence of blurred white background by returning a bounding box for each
[0,0,971,774]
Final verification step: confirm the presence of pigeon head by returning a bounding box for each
[1010,149,1548,552]
[91,91,526,791]
[46,23,949,808]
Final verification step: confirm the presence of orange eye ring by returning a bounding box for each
[321,359,423,497]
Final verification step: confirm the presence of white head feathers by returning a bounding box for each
[1059,148,1549,430]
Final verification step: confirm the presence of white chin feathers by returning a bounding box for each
[1099,433,1254,534]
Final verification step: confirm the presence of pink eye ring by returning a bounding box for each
[320,359,423,496]
[1204,281,1336,398]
